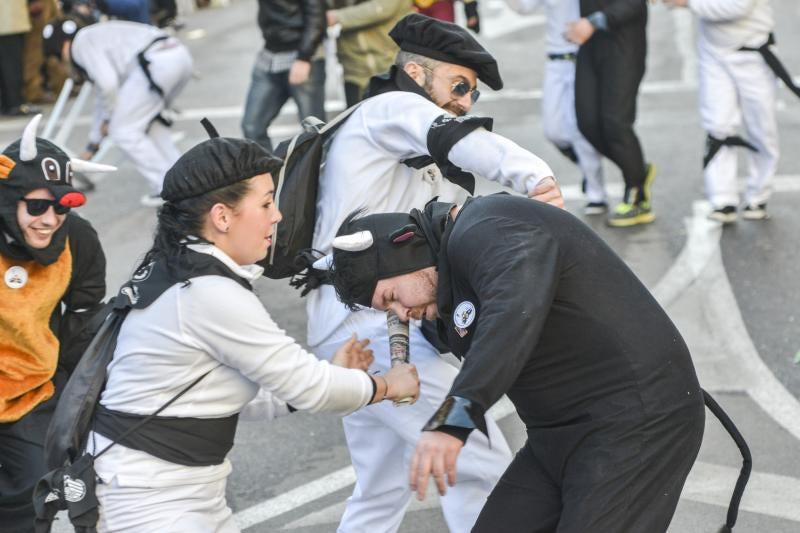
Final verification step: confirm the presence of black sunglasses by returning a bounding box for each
[418,64,480,104]
[21,198,71,216]
[451,80,480,104]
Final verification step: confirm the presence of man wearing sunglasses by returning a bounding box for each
[297,13,562,533]
[0,115,112,532]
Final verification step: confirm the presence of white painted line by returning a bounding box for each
[650,199,800,443]
[0,77,698,135]
[279,460,800,530]
[233,466,356,530]
[683,462,800,524]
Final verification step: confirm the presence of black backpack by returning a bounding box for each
[260,103,362,280]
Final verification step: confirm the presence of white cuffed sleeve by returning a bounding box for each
[448,128,555,194]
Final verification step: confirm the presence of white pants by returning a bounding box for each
[698,39,779,208]
[96,475,238,532]
[108,40,193,195]
[314,311,512,533]
[542,58,605,204]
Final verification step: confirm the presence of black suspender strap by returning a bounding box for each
[740,33,800,100]
[137,35,170,97]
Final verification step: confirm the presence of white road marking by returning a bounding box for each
[233,466,356,530]
[0,77,699,135]
[278,461,800,530]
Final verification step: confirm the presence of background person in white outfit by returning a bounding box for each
[43,18,194,207]
[663,0,778,223]
[301,14,564,533]
[83,131,419,532]
[506,0,607,214]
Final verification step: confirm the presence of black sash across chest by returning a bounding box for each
[93,249,251,466]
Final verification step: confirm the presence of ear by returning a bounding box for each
[208,203,231,234]
[403,62,426,87]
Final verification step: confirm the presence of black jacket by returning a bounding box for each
[428,195,701,436]
[257,0,326,61]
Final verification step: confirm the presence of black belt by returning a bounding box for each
[548,52,577,62]
[94,404,239,467]
[739,33,800,100]
[137,35,170,98]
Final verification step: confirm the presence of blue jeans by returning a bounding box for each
[101,0,151,23]
[241,53,326,152]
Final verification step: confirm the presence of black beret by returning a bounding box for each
[161,137,283,202]
[389,13,503,91]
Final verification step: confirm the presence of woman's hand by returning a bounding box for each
[383,363,420,403]
[331,335,373,371]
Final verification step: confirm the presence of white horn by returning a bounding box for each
[332,231,374,252]
[312,254,334,271]
[70,159,117,173]
[20,114,43,161]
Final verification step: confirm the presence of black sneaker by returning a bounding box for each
[708,205,737,223]
[742,203,767,220]
[584,202,608,215]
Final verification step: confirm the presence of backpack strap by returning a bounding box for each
[269,101,366,267]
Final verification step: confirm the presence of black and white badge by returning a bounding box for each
[453,300,476,338]
[4,265,28,289]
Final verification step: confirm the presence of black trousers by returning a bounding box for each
[0,397,57,533]
[575,32,647,202]
[472,403,705,533]
[0,33,25,111]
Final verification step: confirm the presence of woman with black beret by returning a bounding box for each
[84,124,420,532]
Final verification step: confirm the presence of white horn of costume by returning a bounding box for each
[70,159,117,173]
[20,114,43,161]
[312,254,334,271]
[332,231,374,252]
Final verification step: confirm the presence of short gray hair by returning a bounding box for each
[395,51,442,93]
[394,51,442,71]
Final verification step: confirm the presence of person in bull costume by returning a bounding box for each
[0,114,113,533]
[324,193,752,533]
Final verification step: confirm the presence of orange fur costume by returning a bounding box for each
[0,243,72,422]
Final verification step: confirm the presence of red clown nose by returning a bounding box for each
[59,191,86,208]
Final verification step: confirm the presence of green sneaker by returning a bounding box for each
[607,201,655,227]
[642,163,657,204]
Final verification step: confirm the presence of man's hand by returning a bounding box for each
[331,334,373,371]
[564,18,596,45]
[409,431,464,500]
[662,0,688,7]
[528,176,565,209]
[289,60,311,86]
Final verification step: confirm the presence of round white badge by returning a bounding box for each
[63,475,86,502]
[5,266,28,289]
[453,301,476,329]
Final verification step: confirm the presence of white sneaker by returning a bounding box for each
[708,206,737,224]
[140,194,165,207]
[742,203,767,220]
